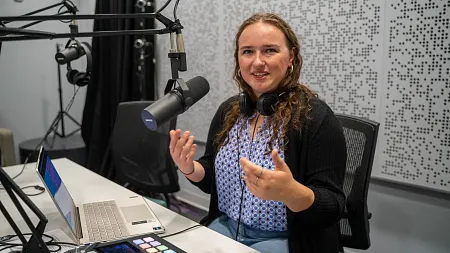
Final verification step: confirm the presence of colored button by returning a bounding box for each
[150,241,161,246]
[133,239,145,245]
[143,237,155,242]
[146,248,158,253]
[139,243,151,249]
[163,249,176,253]
[156,245,168,251]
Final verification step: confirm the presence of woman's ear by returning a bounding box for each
[289,47,296,65]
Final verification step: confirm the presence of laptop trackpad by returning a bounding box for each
[120,205,155,224]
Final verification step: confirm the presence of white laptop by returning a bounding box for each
[35,146,165,244]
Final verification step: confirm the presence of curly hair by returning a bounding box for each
[215,13,316,152]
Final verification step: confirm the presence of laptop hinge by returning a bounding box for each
[75,206,83,240]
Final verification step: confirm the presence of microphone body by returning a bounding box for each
[55,42,89,64]
[142,76,210,130]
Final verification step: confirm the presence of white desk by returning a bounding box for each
[0,158,257,252]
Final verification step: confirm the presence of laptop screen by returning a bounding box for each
[37,147,77,235]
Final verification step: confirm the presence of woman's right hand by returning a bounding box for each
[169,129,197,174]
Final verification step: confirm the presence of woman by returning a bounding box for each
[169,13,346,253]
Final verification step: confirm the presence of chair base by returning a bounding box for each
[144,196,168,208]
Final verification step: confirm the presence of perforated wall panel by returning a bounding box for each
[155,0,450,193]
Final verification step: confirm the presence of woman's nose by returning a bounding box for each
[253,52,265,67]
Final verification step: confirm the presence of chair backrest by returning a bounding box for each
[111,101,179,194]
[335,114,380,250]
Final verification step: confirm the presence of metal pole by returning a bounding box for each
[56,43,66,137]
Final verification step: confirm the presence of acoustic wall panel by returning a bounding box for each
[291,0,383,120]
[155,0,450,193]
[375,0,450,192]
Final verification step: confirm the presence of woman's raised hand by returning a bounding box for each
[169,129,197,174]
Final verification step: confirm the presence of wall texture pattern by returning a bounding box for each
[155,0,450,193]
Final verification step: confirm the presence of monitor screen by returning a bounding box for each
[95,242,141,253]
[37,148,77,235]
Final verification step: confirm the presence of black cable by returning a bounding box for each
[156,0,173,13]
[58,0,77,20]
[173,0,180,20]
[0,84,81,191]
[57,0,78,24]
[0,155,30,189]
[235,177,246,241]
[20,185,46,196]
[235,114,260,241]
[48,241,77,247]
[65,86,81,113]
[57,7,73,23]
[48,244,62,252]
[235,121,245,241]
[0,232,54,245]
[160,224,202,238]
[0,233,76,252]
[63,0,77,14]
[0,245,15,252]
[47,241,78,252]
[0,156,45,196]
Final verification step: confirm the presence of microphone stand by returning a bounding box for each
[1,1,80,149]
[0,166,50,253]
[0,1,188,251]
[0,3,187,77]
[48,43,82,142]
[0,1,188,142]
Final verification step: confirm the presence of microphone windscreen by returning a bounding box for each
[186,76,210,103]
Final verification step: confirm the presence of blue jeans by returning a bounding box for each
[208,215,289,253]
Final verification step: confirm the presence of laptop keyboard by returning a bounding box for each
[83,200,130,242]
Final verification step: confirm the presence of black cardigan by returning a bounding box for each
[190,96,346,253]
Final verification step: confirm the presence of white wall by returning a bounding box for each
[351,181,450,253]
[0,0,95,162]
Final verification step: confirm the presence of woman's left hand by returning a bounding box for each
[240,149,296,202]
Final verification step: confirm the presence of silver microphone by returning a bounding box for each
[135,0,151,9]
[134,38,146,49]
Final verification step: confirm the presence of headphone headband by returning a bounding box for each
[65,39,92,87]
[79,41,92,73]
[239,91,287,117]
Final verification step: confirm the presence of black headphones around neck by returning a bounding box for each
[239,91,286,117]
[65,39,92,87]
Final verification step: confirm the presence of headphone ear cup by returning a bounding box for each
[256,93,279,116]
[239,92,255,117]
[66,69,79,85]
[73,72,89,87]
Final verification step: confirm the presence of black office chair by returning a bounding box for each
[110,101,180,208]
[335,114,380,252]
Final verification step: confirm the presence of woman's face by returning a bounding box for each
[238,22,294,98]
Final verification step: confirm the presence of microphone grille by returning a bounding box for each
[186,76,210,102]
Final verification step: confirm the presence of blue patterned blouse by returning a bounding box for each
[214,114,288,232]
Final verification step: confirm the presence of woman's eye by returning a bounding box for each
[265,48,277,53]
[242,50,253,55]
